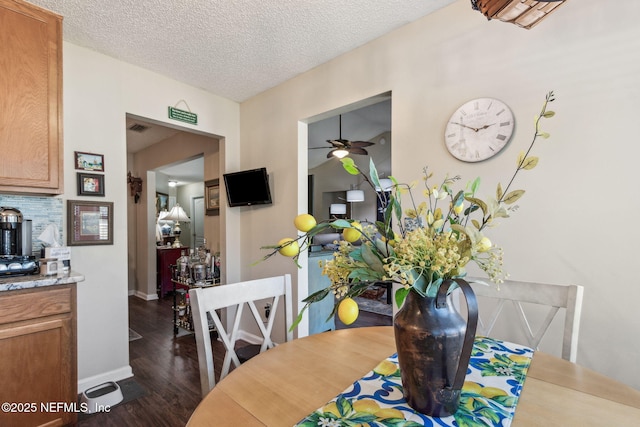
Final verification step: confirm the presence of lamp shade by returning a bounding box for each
[346,190,365,202]
[164,204,190,222]
[330,203,347,215]
[375,179,393,192]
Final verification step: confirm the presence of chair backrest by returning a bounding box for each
[189,274,293,397]
[466,277,584,362]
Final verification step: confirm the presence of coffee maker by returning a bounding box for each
[0,207,37,276]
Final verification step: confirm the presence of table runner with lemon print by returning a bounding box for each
[294,337,533,427]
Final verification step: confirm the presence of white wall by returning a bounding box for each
[63,42,240,391]
[239,0,640,389]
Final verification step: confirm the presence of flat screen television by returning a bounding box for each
[223,167,273,207]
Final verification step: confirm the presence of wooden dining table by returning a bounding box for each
[186,326,640,426]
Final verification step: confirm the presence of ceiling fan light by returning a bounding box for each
[332,149,349,159]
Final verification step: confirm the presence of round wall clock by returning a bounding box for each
[444,98,515,162]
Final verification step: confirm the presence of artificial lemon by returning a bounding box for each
[508,355,531,364]
[463,381,483,395]
[342,221,362,243]
[373,360,397,376]
[337,297,359,325]
[277,238,299,257]
[480,386,508,398]
[374,408,404,420]
[353,399,380,414]
[293,213,317,232]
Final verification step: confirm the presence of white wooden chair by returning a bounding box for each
[189,274,294,397]
[466,277,584,362]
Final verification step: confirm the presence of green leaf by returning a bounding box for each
[542,110,555,118]
[470,177,481,194]
[330,219,352,229]
[517,151,526,167]
[503,189,525,204]
[496,183,503,200]
[471,219,481,230]
[289,304,309,331]
[348,268,383,282]
[465,196,487,216]
[340,158,359,175]
[452,190,465,207]
[464,205,479,216]
[361,243,385,273]
[369,158,382,190]
[302,287,331,304]
[395,287,409,309]
[336,396,352,417]
[538,131,550,139]
[450,224,467,236]
[521,156,539,170]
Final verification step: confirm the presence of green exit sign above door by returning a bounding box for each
[168,106,198,125]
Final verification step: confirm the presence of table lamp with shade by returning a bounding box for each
[164,204,190,247]
[330,203,347,218]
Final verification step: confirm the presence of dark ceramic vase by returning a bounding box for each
[393,278,478,417]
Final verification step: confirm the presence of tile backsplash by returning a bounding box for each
[0,195,64,256]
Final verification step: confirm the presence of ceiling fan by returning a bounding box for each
[312,115,374,159]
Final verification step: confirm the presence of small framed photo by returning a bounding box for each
[77,172,105,196]
[205,179,220,216]
[67,200,114,246]
[75,151,104,172]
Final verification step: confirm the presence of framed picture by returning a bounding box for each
[67,200,114,246]
[156,192,169,216]
[77,172,105,196]
[205,179,220,216]
[75,151,104,172]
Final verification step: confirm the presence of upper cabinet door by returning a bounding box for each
[0,0,63,195]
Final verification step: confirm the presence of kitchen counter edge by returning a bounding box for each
[0,271,85,292]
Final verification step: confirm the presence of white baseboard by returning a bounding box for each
[78,365,133,394]
[237,330,262,345]
[134,290,158,301]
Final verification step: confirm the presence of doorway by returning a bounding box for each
[125,114,220,300]
[305,94,392,334]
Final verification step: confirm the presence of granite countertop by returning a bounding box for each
[0,270,85,292]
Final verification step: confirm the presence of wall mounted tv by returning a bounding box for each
[223,167,273,207]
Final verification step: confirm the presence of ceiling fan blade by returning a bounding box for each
[309,146,329,150]
[350,141,374,148]
[348,147,369,155]
[327,139,348,148]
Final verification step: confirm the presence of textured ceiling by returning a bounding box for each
[28,0,457,102]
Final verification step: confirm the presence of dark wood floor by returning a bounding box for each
[78,294,391,427]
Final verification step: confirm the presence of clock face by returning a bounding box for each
[444,98,515,162]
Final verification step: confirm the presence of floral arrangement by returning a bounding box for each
[259,91,556,327]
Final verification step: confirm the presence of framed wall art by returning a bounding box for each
[156,192,169,216]
[205,179,220,216]
[75,151,105,172]
[77,172,105,196]
[67,200,114,246]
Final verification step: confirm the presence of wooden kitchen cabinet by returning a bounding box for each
[0,284,77,426]
[0,0,63,194]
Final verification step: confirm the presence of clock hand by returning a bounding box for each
[450,122,480,132]
[476,123,496,131]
